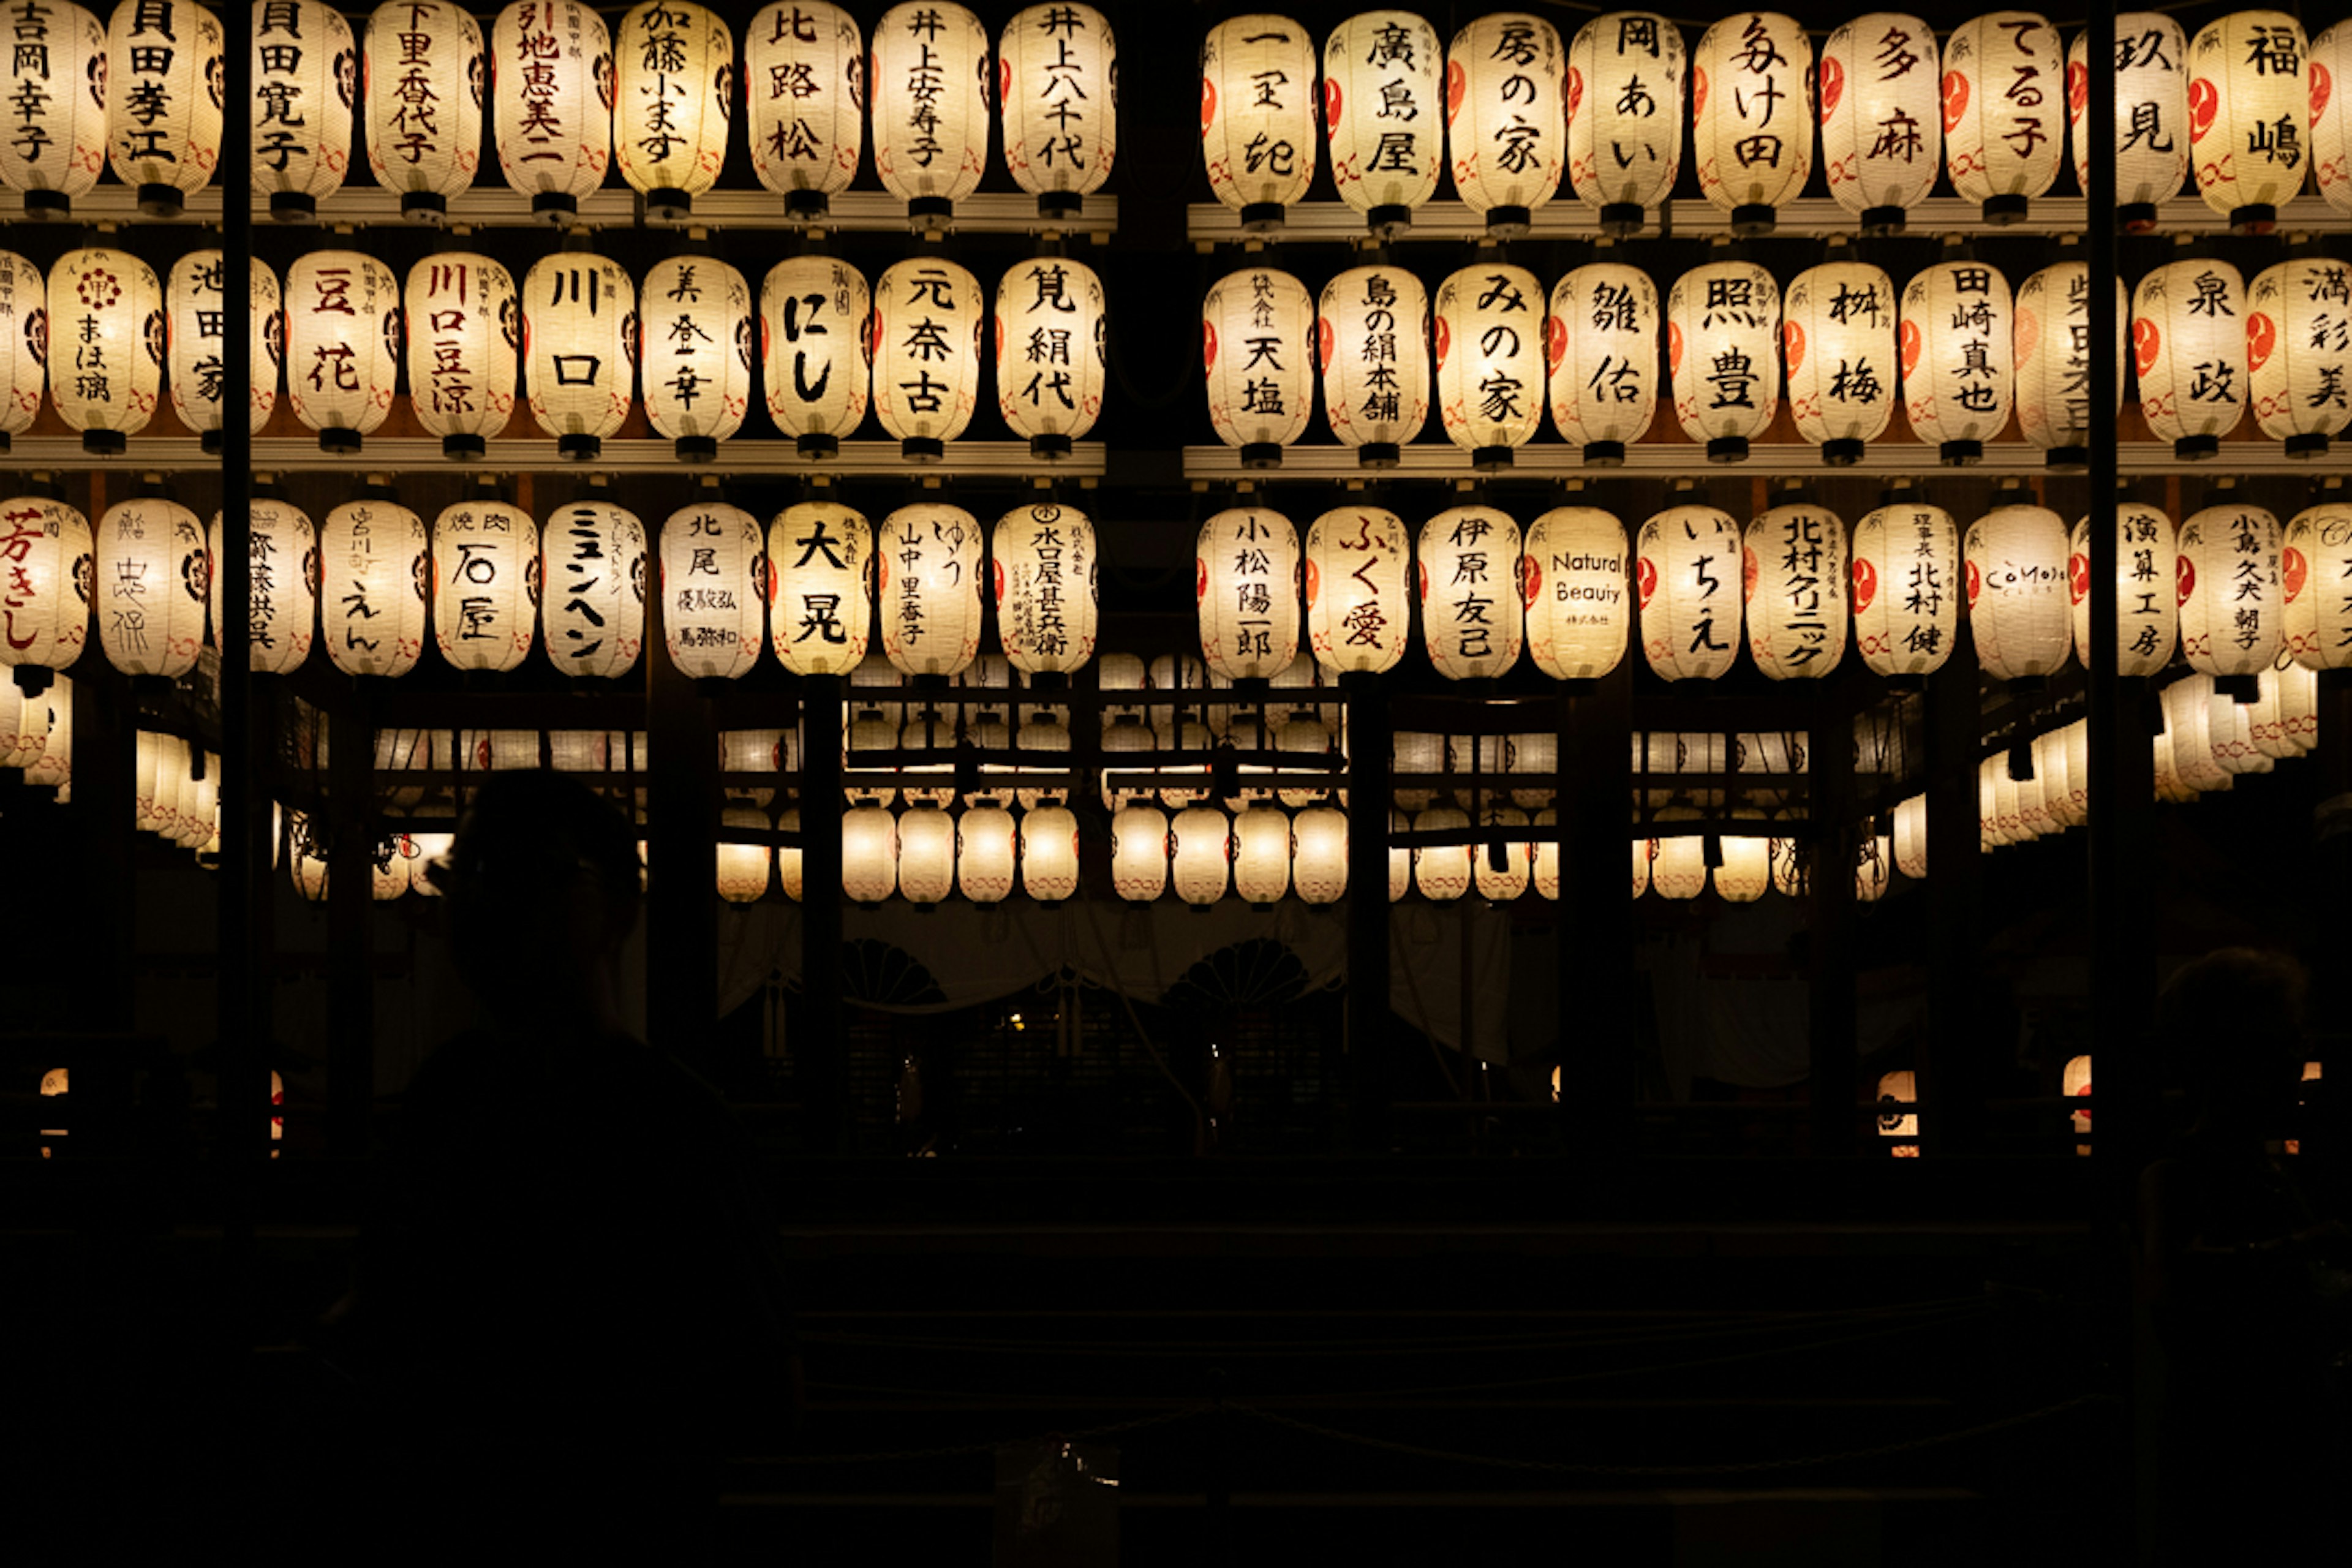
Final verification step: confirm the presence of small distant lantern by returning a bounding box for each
[611,0,731,221]
[2318,24,2352,216]
[1170,805,1230,907]
[490,0,612,221]
[747,1,862,219]
[1110,802,1168,901]
[1965,503,2072,684]
[768,500,870,675]
[1392,731,1441,810]
[842,804,897,904]
[1631,833,1651,898]
[1412,805,1470,901]
[1648,809,1703,900]
[105,0,222,218]
[776,809,802,900]
[207,500,315,675]
[761,255,870,459]
[1665,260,1778,462]
[877,503,981,677]
[956,804,1016,905]
[363,1,485,222]
[1942,12,2063,224]
[1522,507,1629,680]
[873,257,982,461]
[872,0,990,227]
[96,498,206,679]
[1417,507,1522,679]
[1564,12,1684,235]
[1472,806,1531,902]
[320,497,428,678]
[290,813,330,900]
[1232,805,1291,906]
[2188,12,2308,232]
[1291,805,1346,904]
[1001,2,1115,221]
[0,678,48,766]
[525,252,636,461]
[1877,1069,1918,1153]
[2249,258,2352,458]
[2068,15,2187,232]
[1445,12,1565,236]
[284,252,400,454]
[997,256,1105,459]
[1715,820,1771,903]
[1321,10,1441,238]
[2064,1052,2092,1154]
[1819,13,1942,232]
[541,500,645,679]
[1203,266,1313,469]
[1305,506,1409,676]
[0,497,92,685]
[1893,793,1928,878]
[404,253,517,461]
[252,1,355,221]
[1201,13,1316,231]
[717,805,771,903]
[993,502,1097,674]
[1782,262,1896,464]
[1318,265,1428,467]
[1545,263,1657,464]
[434,500,538,674]
[2176,503,2283,683]
[1507,732,1556,810]
[1850,503,1958,677]
[2285,500,2352,671]
[2015,262,2125,469]
[1015,704,1069,809]
[1900,259,2011,466]
[1744,503,1848,679]
[1636,505,1743,681]
[1531,809,1559,900]
[2037,727,2083,827]
[1019,804,1080,903]
[0,0,107,217]
[1197,508,1299,681]
[1434,263,1542,469]
[1689,12,1812,235]
[48,247,162,454]
[2133,258,2247,461]
[640,255,752,462]
[168,254,281,453]
[22,674,70,787]
[658,502,764,680]
[2070,503,2177,677]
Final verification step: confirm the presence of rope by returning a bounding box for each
[736,1403,1212,1466]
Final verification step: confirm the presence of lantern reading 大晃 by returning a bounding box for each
[1305,506,1409,676]
[207,500,315,675]
[2285,501,2352,672]
[1565,11,1684,235]
[167,252,281,453]
[877,503,981,677]
[1783,262,1896,465]
[1965,503,2071,684]
[320,496,428,678]
[1942,12,2063,224]
[993,503,1097,675]
[433,500,538,674]
[1197,507,1299,680]
[1203,266,1313,468]
[405,253,516,460]
[1546,263,1656,464]
[1689,12,1812,236]
[1001,2,1115,221]
[872,0,989,226]
[1637,504,1743,681]
[364,1,484,222]
[1744,503,1847,679]
[106,0,222,219]
[95,497,206,679]
[2133,258,2246,460]
[0,0,106,218]
[2070,503,2176,677]
[2068,15,2187,233]
[2188,12,2308,232]
[640,255,752,462]
[490,0,612,221]
[524,252,636,461]
[285,251,400,454]
[873,257,982,461]
[1819,13,1941,232]
[2015,262,2125,470]
[251,0,354,222]
[2248,258,2352,458]
[767,500,870,676]
[1319,265,1428,467]
[541,500,644,679]
[1901,259,2013,467]
[1322,10,1441,238]
[996,256,1104,460]
[612,0,731,221]
[1446,13,1564,237]
[1523,507,1627,680]
[48,247,161,454]
[659,502,764,680]
[747,0,861,219]
[2176,503,2283,685]
[1202,14,1316,231]
[0,498,92,687]
[1418,507,1522,679]
[763,255,869,459]
[1666,260,1778,462]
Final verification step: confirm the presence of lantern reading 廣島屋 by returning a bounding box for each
[873,257,982,461]
[2070,503,2177,678]
[364,1,484,222]
[1782,262,1896,465]
[2249,258,2352,458]
[285,252,401,455]
[1445,12,1564,238]
[1666,260,1779,463]
[640,255,752,462]
[1418,507,1523,679]
[872,1,990,227]
[660,502,765,680]
[1901,259,2012,467]
[433,500,538,674]
[95,497,207,680]
[1744,503,1848,679]
[1523,507,1628,680]
[207,500,316,676]
[320,496,428,678]
[1197,507,1300,680]
[491,0,612,221]
[2133,258,2247,461]
[877,503,982,677]
[1201,14,1316,232]
[1319,265,1429,467]
[1564,11,1684,235]
[525,252,636,461]
[996,257,1104,460]
[541,499,645,679]
[0,0,106,218]
[767,500,870,676]
[2015,262,2126,470]
[167,253,282,454]
[48,247,162,455]
[1819,13,1942,232]
[1546,263,1657,464]
[405,253,516,461]
[106,0,222,219]
[993,503,1098,675]
[2068,15,2188,233]
[1637,504,1743,682]
[1966,503,2072,685]
[2285,500,2352,672]
[747,1,862,219]
[762,255,870,459]
[1689,12,1812,236]
[2177,503,2284,687]
[251,1,354,222]
[1204,266,1313,469]
[1001,2,1117,221]
[2189,12,2308,232]
[613,0,732,221]
[0,497,92,688]
[1305,506,1409,676]
[1321,10,1441,239]
[1435,264,1542,470]
[1942,12,2064,224]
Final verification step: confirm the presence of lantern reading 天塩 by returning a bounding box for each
[1942,12,2063,224]
[2133,258,2246,461]
[364,1,484,222]
[1966,503,2071,685]
[997,256,1104,459]
[1522,507,1627,680]
[1565,12,1684,235]
[434,500,538,674]
[878,503,981,677]
[525,252,636,461]
[252,1,353,222]
[0,497,92,688]
[2068,15,2188,233]
[1744,503,1847,679]
[1305,506,1409,676]
[873,257,982,461]
[1197,508,1299,680]
[2070,503,2177,678]
[1435,263,1542,469]
[762,255,870,459]
[207,500,315,676]
[1637,504,1743,681]
[1203,266,1312,469]
[872,0,990,227]
[1001,2,1115,221]
[747,0,861,219]
[1545,263,1656,464]
[1446,13,1564,237]
[320,496,428,678]
[994,503,1097,675]
[0,0,107,218]
[2248,258,2352,458]
[640,255,752,462]
[95,497,207,680]
[1201,14,1316,232]
[1666,260,1778,463]
[285,251,400,454]
[1319,265,1428,467]
[1819,13,1942,232]
[660,502,764,680]
[541,500,644,679]
[491,0,612,221]
[1689,12,1812,236]
[2188,11,2308,232]
[1782,262,1896,465]
[1322,10,1441,238]
[1900,259,2012,467]
[405,253,516,461]
[168,253,281,454]
[1418,507,1522,679]
[2176,503,2283,686]
[48,247,161,455]
[106,0,222,219]
[2015,262,2125,470]
[768,500,870,676]
[612,0,731,221]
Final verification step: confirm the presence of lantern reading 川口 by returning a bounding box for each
[525,252,637,462]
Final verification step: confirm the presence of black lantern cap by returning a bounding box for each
[442,433,485,461]
[136,184,183,219]
[319,428,363,456]
[1599,202,1643,236]
[1038,191,1082,222]
[1822,438,1864,467]
[2229,203,2277,236]
[2119,202,2158,233]
[797,432,839,459]
[1729,203,1776,238]
[902,435,944,462]
[1860,205,1906,235]
[1940,439,1983,466]
[2175,434,2219,461]
[676,436,718,464]
[907,195,953,230]
[532,191,577,221]
[646,187,693,222]
[1471,444,1513,472]
[401,190,448,223]
[1366,203,1412,239]
[1031,433,1073,461]
[2286,433,2329,459]
[559,433,601,461]
[1981,194,2027,225]
[23,189,67,221]
[1239,441,1283,470]
[785,189,829,221]
[1240,202,1286,233]
[1580,439,1625,467]
[1356,441,1400,469]
[1483,204,1531,239]
[268,191,315,222]
[81,429,125,456]
[1706,436,1748,463]
[2045,443,2089,471]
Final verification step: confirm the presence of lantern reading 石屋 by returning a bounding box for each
[207,500,315,675]
[1201,14,1316,231]
[1564,11,1684,235]
[0,0,107,217]
[1446,13,1564,236]
[1305,506,1409,676]
[1001,2,1116,221]
[2317,24,2352,216]
[1900,260,2013,466]
[640,255,752,461]
[762,255,869,459]
[251,1,354,222]
[747,0,861,218]
[872,0,990,225]
[2248,258,2352,458]
[106,0,222,218]
[993,503,1097,674]
[167,253,281,453]
[1744,503,1848,679]
[524,252,636,461]
[2133,258,2247,461]
[1819,13,1942,232]
[284,251,400,454]
[612,0,731,220]
[842,804,896,904]
[1666,260,1779,462]
[1319,265,1429,467]
[1203,266,1313,468]
[48,247,161,454]
[1170,805,1231,907]
[490,0,612,219]
[1545,263,1657,464]
[1942,12,2064,224]
[0,498,92,685]
[768,500,870,675]
[2188,12,2308,232]
[1197,508,1299,680]
[320,497,428,678]
[956,804,1014,905]
[1637,505,1743,681]
[1435,264,1542,469]
[541,500,644,679]
[1110,802,1168,901]
[433,500,538,674]
[1020,805,1080,903]
[1782,262,1896,464]
[659,502,765,680]
[1418,507,1522,679]
[1966,503,2071,684]
[2068,15,2188,232]
[2070,503,2177,677]
[1321,10,1441,238]
[1689,12,1812,236]
[1522,507,1627,680]
[404,253,516,460]
[996,256,1105,459]
[95,498,207,679]
[877,503,981,677]
[873,257,982,461]
[2285,501,2352,673]
[2176,503,2284,684]
[2015,262,2125,469]
[364,1,485,222]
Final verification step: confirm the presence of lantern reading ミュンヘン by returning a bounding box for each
[1201,13,1316,232]
[747,0,862,219]
[106,0,222,219]
[762,255,870,459]
[2068,14,2188,233]
[167,253,282,453]
[1637,504,1743,681]
[1545,263,1657,464]
[1522,507,1628,680]
[0,0,107,218]
[94,497,208,680]
[1322,10,1441,238]
[1435,263,1542,470]
[1942,11,2064,224]
[1900,258,2012,466]
[1819,13,1942,232]
[48,247,161,454]
[1202,266,1313,468]
[1319,264,1429,467]
[207,499,316,675]
[2015,262,2125,470]
[1689,12,1811,236]
[1744,503,1848,679]
[1666,260,1779,462]
[1966,503,2072,684]
[2188,11,2308,232]
[993,502,1097,675]
[540,499,645,679]
[0,498,92,687]
[363,1,484,222]
[612,0,731,221]
[659,502,765,680]
[1305,506,1409,676]
[1446,12,1564,237]
[1564,11,1684,235]
[873,257,983,461]
[1197,508,1300,680]
[877,503,982,677]
[251,1,354,222]
[433,500,538,674]
[1782,262,1896,465]
[524,252,636,461]
[2248,258,2352,458]
[2070,503,2177,678]
[639,255,753,462]
[768,500,870,676]
[320,496,428,678]
[872,0,990,227]
[490,0,612,221]
[284,251,401,454]
[405,253,517,461]
[2133,258,2247,461]
[1000,2,1116,221]
[996,256,1104,459]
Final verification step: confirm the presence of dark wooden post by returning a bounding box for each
[1341,669,1391,1155]
[798,674,846,1153]
[1559,656,1635,1151]
[1808,677,1858,1157]
[644,560,721,1079]
[1921,649,1982,1158]
[325,690,375,1162]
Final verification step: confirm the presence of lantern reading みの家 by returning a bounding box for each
[1435,264,1543,470]
[364,1,485,222]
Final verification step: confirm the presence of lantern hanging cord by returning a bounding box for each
[735,1401,1213,1465]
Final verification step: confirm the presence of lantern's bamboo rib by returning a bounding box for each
[1182,440,2343,480]
[0,436,1106,478]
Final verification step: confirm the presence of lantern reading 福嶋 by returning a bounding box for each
[747,0,862,219]
[2188,11,2308,233]
[490,0,612,221]
[1689,12,1812,236]
[363,1,485,223]
[640,255,752,462]
[762,255,870,459]
[1819,13,1942,232]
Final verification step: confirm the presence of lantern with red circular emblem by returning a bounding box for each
[1203,266,1313,469]
[1305,505,1409,676]
[1545,262,1657,464]
[872,0,991,227]
[2176,502,2283,686]
[1636,503,1743,682]
[1000,2,1116,222]
[1322,10,1442,239]
[1689,11,1811,236]
[490,0,613,221]
[1418,506,1522,680]
[1522,507,1628,680]
[1200,13,1317,232]
[1782,262,1896,465]
[1819,13,1942,232]
[641,255,753,462]
[1744,502,1848,679]
[1318,264,1429,467]
[1564,10,1684,235]
[2248,258,2352,459]
[2015,262,2125,470]
[747,1,862,220]
[1665,260,1778,463]
[1445,12,1565,238]
[2188,10,2309,232]
[1434,263,1542,470]
[1941,12,2064,224]
[1964,503,2071,685]
[2133,258,2247,461]
[2070,502,2177,678]
[2068,15,2188,232]
[1197,507,1300,681]
[1899,258,2012,467]
[2284,500,2352,672]
[2315,23,2352,216]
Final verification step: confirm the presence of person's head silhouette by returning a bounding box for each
[2157,946,2308,1136]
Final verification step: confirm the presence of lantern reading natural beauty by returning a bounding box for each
[2248,258,2352,458]
[320,496,429,678]
[285,252,401,454]
[640,255,753,462]
[2068,14,2188,232]
[2176,503,2284,685]
[251,1,355,222]
[1666,260,1779,462]
[613,0,732,220]
[168,253,282,453]
[1197,508,1300,680]
[2070,503,2177,678]
[1819,13,1942,232]
[364,1,486,222]
[0,0,107,217]
[747,0,862,219]
[94,498,208,680]
[878,503,982,677]
[541,500,646,680]
[2015,262,2125,470]
[660,502,765,680]
[872,0,991,225]
[874,257,983,461]
[2188,11,2309,232]
[1001,2,1117,221]
[994,503,1098,675]
[1545,263,1657,464]
[405,254,516,461]
[1966,503,2071,685]
[763,255,870,459]
[1942,12,2064,224]
[1782,262,1896,464]
[491,0,613,220]
[1319,265,1429,467]
[1446,13,1564,236]
[1637,505,1743,682]
[2133,258,2247,460]
[207,500,316,676]
[105,0,222,219]
[997,256,1105,459]
[1418,507,1522,679]
[1305,506,1409,676]
[0,497,92,687]
[1200,13,1317,231]
[1434,264,1542,469]
[525,252,636,461]
[48,247,162,454]
[1322,10,1442,238]
[1744,503,1848,679]
[1900,259,2012,466]
[1522,507,1628,680]
[1565,10,1684,235]
[1689,11,1812,236]
[1203,266,1313,468]
[769,500,870,676]
[434,500,540,674]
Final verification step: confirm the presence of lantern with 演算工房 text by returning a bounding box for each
[0,497,92,690]
[1445,12,1565,238]
[1689,12,1811,236]
[993,503,1097,676]
[168,253,281,454]
[2248,258,2352,459]
[1434,263,1542,470]
[1665,260,1777,464]
[1743,503,1847,680]
[1521,507,1627,680]
[1545,263,1656,464]
[612,0,732,221]
[540,500,645,680]
[95,497,208,680]
[1965,503,2072,687]
[996,257,1104,461]
[1899,259,2011,467]
[1203,266,1312,469]
[1200,13,1316,232]
[404,253,516,461]
[2133,259,2247,462]
[1322,10,1441,239]
[0,0,107,219]
[762,255,869,460]
[251,1,354,222]
[747,1,861,219]
[1782,262,1896,466]
[525,252,636,462]
[872,0,990,227]
[1637,505,1742,682]
[1305,506,1408,677]
[1564,11,1683,236]
[659,502,765,681]
[48,247,161,455]
[873,257,982,461]
[639,255,753,463]
[2069,503,2176,679]
[2176,503,2283,689]
[2068,15,2188,233]
[320,496,428,679]
[1417,507,1522,680]
[207,500,315,676]
[285,251,400,455]
[106,0,222,219]
[1942,12,2063,225]
[767,500,870,676]
[434,500,538,675]
[1318,265,1428,468]
[1196,508,1298,681]
[1000,2,1116,222]
[490,0,612,221]
[2014,262,2125,470]
[877,503,981,678]
[1819,13,1941,233]
[2188,11,2308,233]
[364,0,484,222]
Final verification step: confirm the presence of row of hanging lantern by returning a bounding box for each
[0,671,72,791]
[1203,9,2342,238]
[0,1,1118,224]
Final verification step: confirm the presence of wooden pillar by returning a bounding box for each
[1808,677,1858,1157]
[644,566,720,1077]
[797,674,846,1153]
[1341,670,1391,1155]
[69,666,137,1037]
[1559,656,1635,1152]
[325,687,374,1161]
[1921,652,1982,1158]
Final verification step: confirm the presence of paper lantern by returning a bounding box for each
[1666,260,1777,462]
[0,498,90,685]
[524,252,635,460]
[47,247,162,454]
[1015,705,1069,810]
[2132,259,2246,461]
[1417,507,1521,679]
[1899,260,2012,466]
[1856,835,1892,903]
[1631,832,1652,897]
[1434,264,1542,469]
[761,255,870,459]
[1819,13,1942,231]
[747,1,861,217]
[995,256,1104,459]
[1282,804,1345,905]
[1648,808,1703,900]
[2068,15,2187,232]
[94,497,206,679]
[949,803,1013,905]
[2285,500,2352,671]
[1304,505,1409,676]
[206,500,314,674]
[1541,266,1654,466]
[1942,12,2063,224]
[1321,10,1441,238]
[1527,809,1559,900]
[1472,806,1531,902]
[363,0,484,221]
[658,502,763,680]
[284,251,399,454]
[2158,675,2229,792]
[2037,726,2083,827]
[2248,258,2352,458]
[105,0,222,217]
[1109,802,1167,901]
[289,811,330,900]
[2318,23,2352,216]
[897,807,958,902]
[992,503,1097,675]
[1202,266,1312,469]
[1018,804,1079,903]
[251,0,354,221]
[1200,13,1316,230]
[2014,262,2125,469]
[1444,13,1564,236]
[1637,505,1742,681]
[767,500,870,675]
[1877,1069,1918,1151]
[432,500,537,673]
[164,253,279,451]
[540,500,644,679]
[1229,805,1288,906]
[402,253,516,460]
[320,497,427,677]
[1892,793,1928,878]
[842,804,896,903]
[876,503,981,677]
[1318,265,1428,466]
[1715,820,1770,903]
[716,805,771,903]
[1409,805,1468,900]
[1850,503,1958,677]
[365,834,405,899]
[768,808,801,901]
[1744,504,1847,679]
[2176,503,2283,681]
[639,255,751,461]
[2069,503,2176,677]
[611,0,730,219]
[872,0,989,224]
[1965,504,2071,683]
[0,676,48,766]
[872,257,982,460]
[21,671,69,787]
[1689,11,1811,235]
[1564,11,1684,233]
[1196,508,1298,680]
[2188,12,2308,231]
[0,254,32,450]
[1170,805,1229,906]
[1521,507,1629,680]
[1781,263,1895,464]
[0,0,106,216]
[1000,1,1115,220]
[490,0,612,219]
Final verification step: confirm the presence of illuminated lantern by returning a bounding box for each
[639,255,752,461]
[167,253,279,452]
[95,497,206,679]
[541,499,644,679]
[1202,266,1313,468]
[47,247,161,454]
[1319,265,1428,466]
[2188,12,2308,231]
[1001,2,1115,220]
[2062,1052,2093,1154]
[2160,675,2229,792]
[1632,832,1651,897]
[2068,15,2187,232]
[1545,263,1656,464]
[290,812,330,900]
[363,0,484,221]
[872,0,990,224]
[1744,503,1847,679]
[1878,1069,1918,1152]
[1015,704,1069,809]
[491,0,612,220]
[873,257,982,460]
[877,503,981,677]
[1521,507,1628,680]
[206,500,314,674]
[1964,504,2071,683]
[1232,805,1290,906]
[2250,258,2352,458]
[1196,508,1298,680]
[2286,500,2352,671]
[1446,13,1564,236]
[1434,263,1542,469]
[2070,503,2176,677]
[1321,10,1441,238]
[717,805,771,903]
[767,500,870,675]
[993,503,1097,675]
[1894,793,1928,877]
[1110,802,1168,901]
[1471,806,1531,902]
[0,678,47,766]
[1412,805,1470,900]
[659,502,764,679]
[0,0,106,217]
[2176,502,2283,681]
[1392,731,1440,810]
[1170,805,1229,906]
[320,496,427,677]
[1900,260,2011,466]
[2318,23,2352,216]
[611,0,730,219]
[1716,818,1770,903]
[1200,13,1316,231]
[284,251,399,453]
[433,500,537,673]
[955,804,1015,905]
[2037,726,2084,827]
[1851,503,1958,677]
[2015,262,2125,469]
[1648,808,1703,900]
[1305,506,1409,676]
[1527,809,1559,900]
[1666,260,1778,462]
[1019,804,1079,903]
[1777,263,1892,465]
[775,809,802,900]
[251,1,354,221]
[1417,507,1521,679]
[105,0,222,218]
[1819,13,1942,231]
[1291,805,1346,904]
[524,252,635,461]
[842,804,896,903]
[22,673,69,787]
[996,256,1105,459]
[404,253,516,461]
[2133,258,2247,460]
[1565,11,1684,234]
[1856,836,1892,902]
[1689,11,1812,235]
[1636,505,1742,681]
[760,255,870,459]
[747,1,861,218]
[1942,12,2063,224]
[0,497,90,685]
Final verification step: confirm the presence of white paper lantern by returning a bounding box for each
[2285,501,2352,671]
[524,252,635,461]
[1942,12,2063,223]
[490,0,612,219]
[1321,10,1441,237]
[2014,262,2125,469]
[0,0,107,216]
[898,805,958,902]
[658,502,763,680]
[1229,804,1288,906]
[206,499,314,674]
[1648,808,1703,900]
[2159,674,2229,792]
[2176,503,2283,681]
[1564,11,1684,233]
[999,1,1115,220]
[363,0,484,221]
[2068,15,2187,232]
[2069,503,2176,677]
[1637,504,1742,680]
[1850,503,1959,677]
[992,503,1096,675]
[1202,266,1312,468]
[767,500,869,675]
[1434,264,1541,469]
[2037,727,2083,826]
[105,0,222,217]
[320,496,427,677]
[1445,13,1564,235]
[0,671,50,766]
[1196,508,1298,680]
[1744,503,1847,679]
[1542,263,1656,464]
[842,803,896,903]
[1305,505,1409,676]
[2188,11,2308,231]
[284,251,398,453]
[1110,801,1167,901]
[2248,258,2352,458]
[1170,804,1229,906]
[745,1,859,217]
[1715,820,1770,902]
[541,499,644,679]
[1689,11,1811,234]
[1318,265,1428,466]
[48,247,161,453]
[94,497,206,679]
[1019,804,1080,903]
[717,804,771,903]
[251,0,353,221]
[1408,805,1467,900]
[952,803,1014,904]
[1899,260,2012,466]
[1877,1069,1918,1151]
[1417,507,1521,679]
[873,257,982,460]
[2316,24,2352,216]
[611,0,730,219]
[1281,804,1344,905]
[1468,806,1528,902]
[1200,13,1316,230]
[1390,729,1436,810]
[995,255,1104,458]
[1856,835,1892,903]
[639,255,751,459]
[402,253,516,459]
[761,258,869,462]
[1890,793,1928,878]
[2132,258,2246,460]
[1966,503,2071,683]
[876,502,981,677]
[432,500,537,673]
[1270,716,1331,808]
[164,252,279,451]
[1632,831,1653,897]
[1666,260,1777,461]
[1819,13,1942,231]
[1520,507,1628,680]
[872,0,989,222]
[1782,263,1896,463]
[0,252,39,451]
[0,498,91,684]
